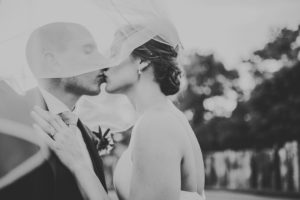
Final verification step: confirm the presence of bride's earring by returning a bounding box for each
[137,68,142,75]
[137,60,150,77]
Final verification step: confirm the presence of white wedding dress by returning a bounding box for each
[113,100,206,200]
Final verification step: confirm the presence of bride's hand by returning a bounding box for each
[31,106,110,200]
[31,106,88,172]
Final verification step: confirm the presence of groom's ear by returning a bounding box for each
[43,51,59,67]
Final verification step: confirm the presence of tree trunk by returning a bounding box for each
[298,141,300,192]
[274,144,282,191]
[250,151,258,189]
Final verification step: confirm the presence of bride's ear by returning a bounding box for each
[137,59,151,74]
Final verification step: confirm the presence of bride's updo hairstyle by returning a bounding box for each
[131,39,181,96]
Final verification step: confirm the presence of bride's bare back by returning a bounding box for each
[168,103,205,194]
[114,100,205,200]
[154,101,205,194]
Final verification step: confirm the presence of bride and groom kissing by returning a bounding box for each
[7,19,205,200]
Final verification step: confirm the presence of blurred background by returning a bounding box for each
[101,0,300,199]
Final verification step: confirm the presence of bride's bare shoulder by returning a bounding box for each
[136,108,180,130]
[132,108,186,151]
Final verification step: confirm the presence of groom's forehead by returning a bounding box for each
[65,29,98,50]
[67,25,94,40]
[34,23,95,50]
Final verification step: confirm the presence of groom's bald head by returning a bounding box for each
[26,22,75,53]
[26,22,107,96]
[27,22,83,65]
[26,22,100,78]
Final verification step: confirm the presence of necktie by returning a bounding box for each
[59,111,78,126]
[59,111,94,169]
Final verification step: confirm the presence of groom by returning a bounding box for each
[24,22,108,199]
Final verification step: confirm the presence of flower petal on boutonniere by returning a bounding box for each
[92,126,114,156]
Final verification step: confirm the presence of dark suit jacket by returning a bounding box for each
[0,83,107,199]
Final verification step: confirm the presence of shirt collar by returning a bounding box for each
[38,87,70,115]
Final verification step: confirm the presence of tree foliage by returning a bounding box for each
[180,25,300,151]
[248,62,300,148]
[247,25,300,148]
[179,53,239,126]
[178,53,240,151]
[254,26,300,61]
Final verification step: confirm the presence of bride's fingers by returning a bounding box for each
[31,111,57,136]
[33,124,56,150]
[54,115,68,128]
[55,127,74,143]
[33,106,63,131]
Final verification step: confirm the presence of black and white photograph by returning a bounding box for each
[0,0,300,200]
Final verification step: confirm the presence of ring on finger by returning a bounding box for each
[49,126,57,138]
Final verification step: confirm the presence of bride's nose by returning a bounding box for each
[101,67,109,73]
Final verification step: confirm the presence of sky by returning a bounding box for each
[166,0,300,68]
[164,0,300,116]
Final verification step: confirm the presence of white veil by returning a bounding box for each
[0,0,113,93]
[92,0,183,66]
[0,0,183,132]
[77,0,183,132]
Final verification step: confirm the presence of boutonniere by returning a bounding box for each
[92,126,114,156]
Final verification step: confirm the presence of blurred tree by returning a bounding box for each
[178,25,300,190]
[178,53,239,126]
[193,102,252,151]
[254,25,300,62]
[248,62,300,190]
[246,25,300,83]
[180,26,300,151]
[248,64,300,146]
[178,52,240,151]
[246,25,300,191]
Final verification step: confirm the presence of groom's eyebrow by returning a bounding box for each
[83,43,96,49]
[82,43,97,53]
[83,43,95,47]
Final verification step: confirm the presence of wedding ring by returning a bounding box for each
[49,126,57,138]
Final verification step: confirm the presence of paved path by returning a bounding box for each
[109,190,295,200]
[205,190,294,200]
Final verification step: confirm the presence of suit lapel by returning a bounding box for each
[77,120,107,192]
[25,87,48,111]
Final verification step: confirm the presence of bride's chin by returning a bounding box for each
[104,84,115,94]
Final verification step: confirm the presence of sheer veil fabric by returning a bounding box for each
[79,0,184,132]
[0,0,112,92]
[0,0,183,133]
[0,1,206,199]
[91,0,183,66]
[0,0,182,91]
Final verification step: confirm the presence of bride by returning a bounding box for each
[106,23,205,200]
[31,2,205,200]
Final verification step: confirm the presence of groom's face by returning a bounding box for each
[55,25,107,95]
[63,69,106,96]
